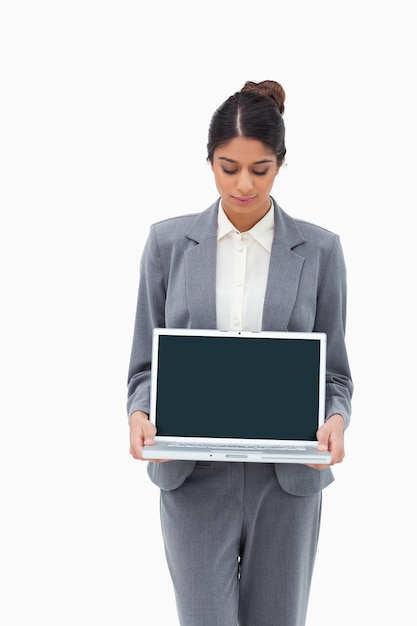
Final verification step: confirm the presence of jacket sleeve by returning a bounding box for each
[313,234,353,428]
[127,225,166,419]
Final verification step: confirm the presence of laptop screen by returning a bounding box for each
[152,332,325,441]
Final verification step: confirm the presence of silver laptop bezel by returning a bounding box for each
[149,328,327,448]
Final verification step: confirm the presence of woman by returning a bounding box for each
[127,80,353,626]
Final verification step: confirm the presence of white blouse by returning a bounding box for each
[216,202,274,331]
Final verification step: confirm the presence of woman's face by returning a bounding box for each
[211,136,281,231]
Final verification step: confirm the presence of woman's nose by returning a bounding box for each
[236,170,254,193]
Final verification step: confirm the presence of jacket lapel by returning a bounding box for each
[184,202,219,329]
[262,202,306,330]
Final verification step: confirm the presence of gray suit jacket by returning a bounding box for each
[127,199,353,496]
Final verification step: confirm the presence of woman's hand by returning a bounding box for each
[307,413,346,470]
[129,410,168,462]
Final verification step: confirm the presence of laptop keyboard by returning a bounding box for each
[166,442,308,451]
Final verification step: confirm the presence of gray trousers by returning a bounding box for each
[160,462,322,626]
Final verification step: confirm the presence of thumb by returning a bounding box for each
[142,420,157,446]
[316,425,329,451]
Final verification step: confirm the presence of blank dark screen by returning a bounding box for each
[155,335,322,440]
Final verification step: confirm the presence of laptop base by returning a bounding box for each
[142,442,331,464]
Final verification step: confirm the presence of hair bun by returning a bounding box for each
[241,80,285,114]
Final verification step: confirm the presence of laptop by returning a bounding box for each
[141,328,331,464]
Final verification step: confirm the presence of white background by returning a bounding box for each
[1,1,416,624]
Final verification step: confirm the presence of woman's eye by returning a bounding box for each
[220,167,268,176]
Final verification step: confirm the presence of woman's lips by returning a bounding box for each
[232,196,255,205]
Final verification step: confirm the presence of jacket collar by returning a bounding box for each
[185,198,305,246]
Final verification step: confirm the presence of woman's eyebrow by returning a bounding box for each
[218,157,274,164]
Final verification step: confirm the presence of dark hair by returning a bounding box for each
[207,80,286,165]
